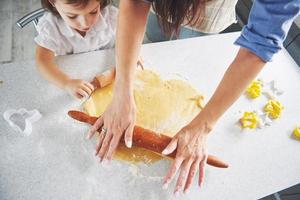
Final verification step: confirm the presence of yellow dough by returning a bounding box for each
[83,69,204,163]
[246,80,262,99]
[293,126,300,139]
[264,100,284,119]
[239,111,259,129]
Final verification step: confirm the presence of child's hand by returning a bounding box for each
[65,79,94,99]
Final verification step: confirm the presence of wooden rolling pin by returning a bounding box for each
[68,110,229,168]
[90,60,144,89]
[90,67,116,89]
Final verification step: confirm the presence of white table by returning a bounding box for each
[1,32,300,200]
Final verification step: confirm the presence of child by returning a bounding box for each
[35,0,118,99]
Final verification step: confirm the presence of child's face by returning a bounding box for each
[53,0,101,34]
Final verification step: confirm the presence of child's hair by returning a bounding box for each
[41,0,111,16]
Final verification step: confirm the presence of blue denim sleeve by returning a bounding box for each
[235,0,300,62]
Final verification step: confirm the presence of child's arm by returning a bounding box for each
[35,45,94,99]
[36,45,69,89]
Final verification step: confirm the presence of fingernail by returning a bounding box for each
[162,183,168,190]
[174,191,179,197]
[183,189,189,194]
[126,140,132,148]
[86,132,91,139]
[102,159,111,167]
[101,159,107,166]
[162,149,168,155]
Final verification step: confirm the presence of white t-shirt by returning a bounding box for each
[34,5,118,56]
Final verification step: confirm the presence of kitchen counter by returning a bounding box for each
[1,32,300,200]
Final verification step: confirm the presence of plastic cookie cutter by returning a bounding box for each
[260,79,284,99]
[3,108,42,136]
[256,110,272,128]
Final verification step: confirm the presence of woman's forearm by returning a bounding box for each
[192,48,266,131]
[115,0,151,91]
[36,45,70,89]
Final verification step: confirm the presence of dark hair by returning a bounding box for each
[152,0,208,37]
[41,0,111,16]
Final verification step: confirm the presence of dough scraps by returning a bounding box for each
[264,100,284,119]
[293,126,300,139]
[246,80,262,99]
[239,111,259,129]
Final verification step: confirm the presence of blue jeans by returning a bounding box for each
[146,12,210,42]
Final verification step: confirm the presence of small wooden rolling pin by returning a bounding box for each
[90,60,144,89]
[68,110,229,168]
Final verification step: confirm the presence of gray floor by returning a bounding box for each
[0,0,299,199]
[0,0,40,63]
[262,184,300,200]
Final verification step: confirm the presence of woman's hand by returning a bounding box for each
[64,79,94,99]
[86,86,136,161]
[162,122,211,195]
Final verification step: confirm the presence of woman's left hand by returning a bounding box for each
[162,122,210,195]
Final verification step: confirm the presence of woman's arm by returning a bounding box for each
[192,47,265,128]
[114,0,151,90]
[162,48,266,194]
[36,45,70,89]
[88,0,151,159]
[35,45,94,98]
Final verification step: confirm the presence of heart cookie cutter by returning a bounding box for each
[3,108,42,136]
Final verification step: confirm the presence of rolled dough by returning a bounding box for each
[83,69,204,164]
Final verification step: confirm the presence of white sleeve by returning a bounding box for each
[107,5,119,34]
[34,13,59,54]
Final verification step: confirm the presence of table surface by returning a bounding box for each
[1,32,300,200]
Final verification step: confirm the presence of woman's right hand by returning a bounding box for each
[64,78,94,99]
[87,84,136,162]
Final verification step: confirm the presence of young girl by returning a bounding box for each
[35,0,118,99]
